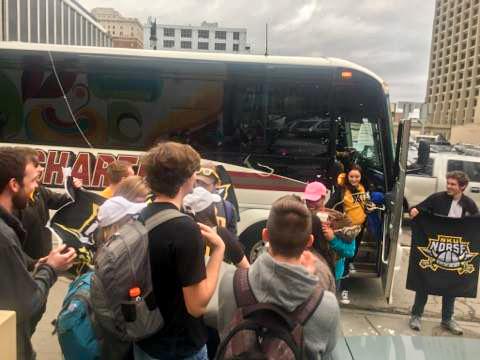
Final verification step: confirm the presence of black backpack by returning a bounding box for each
[216,268,324,360]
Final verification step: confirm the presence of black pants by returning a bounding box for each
[411,290,456,322]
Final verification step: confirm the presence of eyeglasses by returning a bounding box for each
[196,168,220,183]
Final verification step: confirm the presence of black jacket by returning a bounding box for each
[415,191,479,217]
[18,186,70,260]
[0,205,57,360]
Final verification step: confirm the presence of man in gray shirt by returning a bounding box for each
[217,195,340,359]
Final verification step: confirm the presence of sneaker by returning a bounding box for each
[340,290,350,304]
[349,263,357,274]
[409,315,421,331]
[340,272,350,280]
[441,319,463,336]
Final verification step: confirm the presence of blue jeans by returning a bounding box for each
[411,290,455,322]
[134,344,208,360]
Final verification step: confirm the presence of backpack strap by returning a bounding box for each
[233,268,257,308]
[144,209,187,231]
[291,285,324,325]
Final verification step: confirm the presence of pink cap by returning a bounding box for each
[303,181,327,201]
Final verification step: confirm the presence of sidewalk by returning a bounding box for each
[33,277,480,359]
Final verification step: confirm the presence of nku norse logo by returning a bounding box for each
[418,235,479,275]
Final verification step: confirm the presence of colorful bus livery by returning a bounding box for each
[0,42,410,303]
[1,62,223,149]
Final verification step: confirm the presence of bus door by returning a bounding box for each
[382,119,411,303]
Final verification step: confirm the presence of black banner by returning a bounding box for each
[48,174,105,276]
[406,212,480,298]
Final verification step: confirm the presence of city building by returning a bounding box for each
[391,102,427,138]
[0,0,111,47]
[144,21,251,53]
[395,102,428,122]
[91,7,143,49]
[425,0,480,143]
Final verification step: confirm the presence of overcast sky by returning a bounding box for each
[80,0,435,102]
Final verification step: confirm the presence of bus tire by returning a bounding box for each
[239,220,267,263]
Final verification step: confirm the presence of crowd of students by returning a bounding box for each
[0,141,378,360]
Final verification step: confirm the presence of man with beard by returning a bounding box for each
[15,147,82,266]
[0,147,77,360]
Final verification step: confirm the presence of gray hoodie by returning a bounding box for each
[218,252,340,360]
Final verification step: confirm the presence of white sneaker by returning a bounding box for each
[340,290,350,304]
[349,263,357,273]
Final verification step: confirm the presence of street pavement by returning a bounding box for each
[33,280,480,359]
[33,240,480,360]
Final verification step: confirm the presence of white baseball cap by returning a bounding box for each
[97,196,147,227]
[183,187,221,213]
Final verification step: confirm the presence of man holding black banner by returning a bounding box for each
[408,170,479,335]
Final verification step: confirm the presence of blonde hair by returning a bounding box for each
[95,215,132,249]
[113,176,150,202]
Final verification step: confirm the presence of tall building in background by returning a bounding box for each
[426,0,480,142]
[92,7,143,49]
[144,21,251,53]
[0,0,111,47]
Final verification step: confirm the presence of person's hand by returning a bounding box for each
[322,223,335,241]
[198,222,225,251]
[45,244,77,272]
[410,208,419,219]
[33,256,48,272]
[72,178,83,189]
[365,201,376,213]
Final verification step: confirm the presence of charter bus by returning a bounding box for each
[0,42,410,303]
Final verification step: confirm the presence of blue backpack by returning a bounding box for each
[56,271,101,360]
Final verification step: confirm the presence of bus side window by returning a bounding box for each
[223,82,264,149]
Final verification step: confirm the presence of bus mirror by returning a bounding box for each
[417,140,430,167]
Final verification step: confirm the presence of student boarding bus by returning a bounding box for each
[0,42,410,303]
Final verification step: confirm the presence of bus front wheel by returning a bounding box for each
[239,220,267,263]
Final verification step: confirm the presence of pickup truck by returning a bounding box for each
[404,152,480,210]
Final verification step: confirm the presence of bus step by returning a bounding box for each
[358,244,377,253]
[351,262,378,277]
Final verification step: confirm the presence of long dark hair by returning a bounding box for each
[310,214,336,273]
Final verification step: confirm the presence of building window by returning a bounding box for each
[7,0,18,41]
[31,0,39,42]
[233,32,240,40]
[233,44,239,52]
[198,30,209,38]
[39,0,47,43]
[181,41,192,49]
[164,28,175,37]
[181,29,192,38]
[215,31,226,39]
[215,43,226,50]
[164,40,175,48]
[198,42,209,50]
[56,0,62,43]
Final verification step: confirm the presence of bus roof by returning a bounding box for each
[0,42,387,90]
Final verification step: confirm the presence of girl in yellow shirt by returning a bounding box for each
[327,164,369,279]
